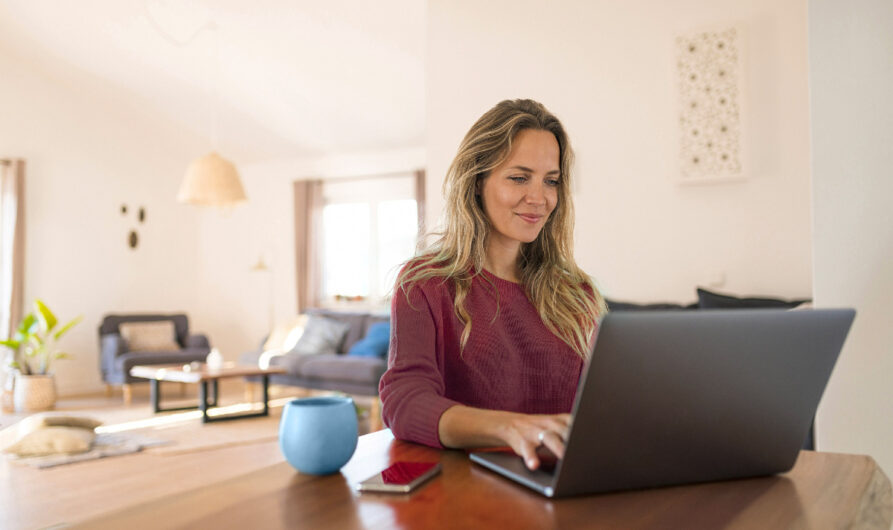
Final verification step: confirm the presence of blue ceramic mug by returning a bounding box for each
[279,396,358,475]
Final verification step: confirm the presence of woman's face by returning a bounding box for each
[478,128,560,249]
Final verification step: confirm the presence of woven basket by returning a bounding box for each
[14,374,57,412]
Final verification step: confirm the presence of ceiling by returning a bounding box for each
[0,0,426,163]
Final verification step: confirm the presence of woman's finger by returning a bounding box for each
[515,437,540,470]
[539,430,566,459]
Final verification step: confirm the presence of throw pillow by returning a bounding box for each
[348,322,391,358]
[262,315,309,353]
[696,288,811,310]
[3,426,95,457]
[119,321,180,351]
[1,414,101,457]
[289,315,351,356]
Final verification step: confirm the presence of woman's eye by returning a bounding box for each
[508,175,527,183]
[546,178,561,187]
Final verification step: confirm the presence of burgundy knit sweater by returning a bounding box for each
[379,269,586,448]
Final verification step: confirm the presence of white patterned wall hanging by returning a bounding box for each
[676,27,744,183]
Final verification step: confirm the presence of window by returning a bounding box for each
[318,173,420,307]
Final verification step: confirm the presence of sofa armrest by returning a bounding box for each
[185,334,210,349]
[100,334,127,376]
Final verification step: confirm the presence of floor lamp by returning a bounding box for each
[251,255,274,332]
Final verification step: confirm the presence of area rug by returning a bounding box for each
[6,432,170,469]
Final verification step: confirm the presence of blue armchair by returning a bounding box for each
[99,314,211,403]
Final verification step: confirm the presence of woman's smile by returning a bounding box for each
[516,212,544,224]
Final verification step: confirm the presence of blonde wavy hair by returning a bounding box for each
[398,99,606,358]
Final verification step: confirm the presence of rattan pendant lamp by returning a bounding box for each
[177,151,246,207]
[145,1,247,207]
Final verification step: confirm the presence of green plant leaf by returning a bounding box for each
[8,360,21,369]
[17,313,36,337]
[54,352,73,360]
[35,299,58,332]
[0,339,20,350]
[53,316,82,341]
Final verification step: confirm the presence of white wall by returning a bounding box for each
[427,0,813,303]
[192,148,425,361]
[0,43,206,396]
[809,0,893,475]
[0,37,425,396]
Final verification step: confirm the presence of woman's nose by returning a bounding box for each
[525,182,547,205]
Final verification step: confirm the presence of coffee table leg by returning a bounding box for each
[151,379,161,413]
[211,379,219,407]
[199,381,209,423]
[262,374,270,416]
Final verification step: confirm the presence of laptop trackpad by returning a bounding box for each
[469,449,558,496]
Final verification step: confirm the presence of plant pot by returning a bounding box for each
[13,373,57,412]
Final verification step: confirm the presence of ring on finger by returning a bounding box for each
[537,430,547,443]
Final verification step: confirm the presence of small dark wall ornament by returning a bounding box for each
[119,203,146,250]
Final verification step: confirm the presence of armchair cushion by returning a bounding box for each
[119,321,179,351]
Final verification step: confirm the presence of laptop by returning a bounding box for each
[469,308,855,497]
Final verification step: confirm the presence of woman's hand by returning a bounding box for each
[498,412,571,470]
[438,405,572,470]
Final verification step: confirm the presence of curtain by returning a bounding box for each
[0,159,25,341]
[414,169,426,242]
[294,179,323,313]
[1,159,25,411]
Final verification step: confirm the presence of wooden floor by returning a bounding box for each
[0,382,378,529]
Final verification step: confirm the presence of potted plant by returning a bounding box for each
[1,299,81,412]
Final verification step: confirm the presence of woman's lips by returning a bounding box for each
[517,213,543,224]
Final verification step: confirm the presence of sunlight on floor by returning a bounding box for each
[96,396,295,433]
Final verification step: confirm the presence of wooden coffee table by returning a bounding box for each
[129,363,287,423]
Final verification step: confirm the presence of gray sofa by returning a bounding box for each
[239,308,389,397]
[99,314,211,402]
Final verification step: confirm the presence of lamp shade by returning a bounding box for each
[177,152,247,206]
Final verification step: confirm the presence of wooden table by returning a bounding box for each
[129,363,286,423]
[81,429,892,529]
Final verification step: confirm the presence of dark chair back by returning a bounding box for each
[99,314,190,347]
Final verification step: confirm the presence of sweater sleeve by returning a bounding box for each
[378,280,460,448]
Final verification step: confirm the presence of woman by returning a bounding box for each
[379,99,607,470]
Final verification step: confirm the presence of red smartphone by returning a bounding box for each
[356,461,442,493]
